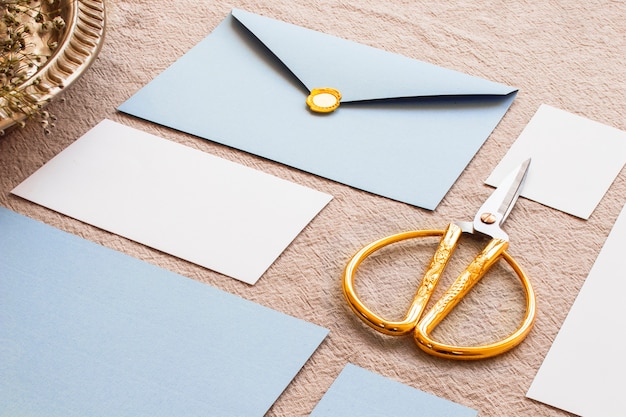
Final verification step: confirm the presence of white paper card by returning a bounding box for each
[12,119,332,284]
[486,104,626,219]
[527,204,626,416]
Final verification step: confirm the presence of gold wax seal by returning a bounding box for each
[306,88,341,113]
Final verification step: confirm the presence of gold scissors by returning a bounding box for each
[342,160,536,360]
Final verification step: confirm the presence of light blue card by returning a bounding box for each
[310,364,478,417]
[0,207,328,416]
[118,9,516,210]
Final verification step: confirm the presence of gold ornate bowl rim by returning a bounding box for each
[0,0,107,131]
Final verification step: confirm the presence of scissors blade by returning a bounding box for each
[473,159,531,239]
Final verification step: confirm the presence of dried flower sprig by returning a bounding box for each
[0,0,67,133]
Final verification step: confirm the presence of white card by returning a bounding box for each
[486,104,626,219]
[527,204,626,416]
[12,119,332,284]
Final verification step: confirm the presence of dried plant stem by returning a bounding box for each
[0,0,67,133]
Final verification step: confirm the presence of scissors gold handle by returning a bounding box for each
[343,223,536,360]
[342,160,537,360]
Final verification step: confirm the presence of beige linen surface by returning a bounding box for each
[1,1,625,416]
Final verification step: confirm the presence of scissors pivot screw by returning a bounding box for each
[480,212,497,224]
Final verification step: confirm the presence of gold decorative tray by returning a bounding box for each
[0,0,106,132]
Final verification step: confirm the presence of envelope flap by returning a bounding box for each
[231,9,516,102]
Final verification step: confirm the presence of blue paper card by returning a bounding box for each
[0,207,328,416]
[310,364,478,417]
[118,9,516,210]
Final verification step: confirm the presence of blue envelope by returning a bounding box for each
[118,8,517,210]
[0,207,328,416]
[309,364,477,416]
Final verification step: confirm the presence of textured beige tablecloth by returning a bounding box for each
[1,1,625,416]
